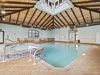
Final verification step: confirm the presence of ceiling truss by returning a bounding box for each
[0,0,100,30]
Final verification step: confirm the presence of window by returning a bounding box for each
[28,30,39,38]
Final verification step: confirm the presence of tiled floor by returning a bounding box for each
[0,45,100,75]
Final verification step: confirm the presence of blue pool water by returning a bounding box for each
[6,44,29,52]
[5,42,90,68]
[40,42,90,68]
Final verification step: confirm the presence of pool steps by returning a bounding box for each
[0,44,45,62]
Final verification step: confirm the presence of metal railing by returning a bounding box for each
[2,42,46,64]
[28,44,46,65]
[2,38,17,62]
[5,38,16,45]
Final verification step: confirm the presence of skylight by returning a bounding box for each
[35,0,74,15]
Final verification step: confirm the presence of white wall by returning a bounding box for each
[78,25,100,43]
[0,23,53,39]
[96,32,100,44]
[1,23,100,44]
[52,25,100,43]
[52,27,70,41]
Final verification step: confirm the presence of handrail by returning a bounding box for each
[33,49,38,65]
[5,38,16,45]
[2,38,17,62]
[2,43,44,63]
[28,44,45,65]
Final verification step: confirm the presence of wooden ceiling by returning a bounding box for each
[0,0,100,30]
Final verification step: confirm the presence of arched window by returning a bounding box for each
[28,30,39,38]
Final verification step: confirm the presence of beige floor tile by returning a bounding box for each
[0,45,100,75]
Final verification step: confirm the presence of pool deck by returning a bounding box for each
[0,45,100,75]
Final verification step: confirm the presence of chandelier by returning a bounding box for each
[35,0,74,15]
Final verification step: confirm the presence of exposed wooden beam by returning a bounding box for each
[1,1,36,5]
[73,1,100,4]
[88,8,100,10]
[89,10,93,23]
[27,9,37,26]
[74,5,100,13]
[54,24,58,28]
[0,15,2,18]
[65,11,75,25]
[52,16,55,28]
[52,16,55,26]
[22,25,31,28]
[1,5,32,8]
[60,13,70,25]
[46,21,53,28]
[76,21,100,28]
[78,5,100,7]
[0,11,11,14]
[0,12,13,14]
[5,10,21,11]
[48,24,53,28]
[31,11,43,27]
[99,13,100,20]
[0,21,19,26]
[42,16,53,27]
[37,13,48,26]
[4,6,34,16]
[42,17,53,27]
[53,16,60,28]
[54,22,60,28]
[53,23,58,28]
[2,21,31,28]
[48,24,53,29]
[54,17,63,27]
[22,9,30,25]
[0,17,1,20]
[46,17,58,29]
[36,13,47,26]
[9,15,11,23]
[71,8,80,25]
[79,8,86,24]
[46,16,54,29]
[16,12,20,24]
[51,26,56,29]
[56,15,67,27]
[39,15,51,27]
[48,23,57,29]
[1,17,2,21]
[45,22,53,29]
[54,22,61,28]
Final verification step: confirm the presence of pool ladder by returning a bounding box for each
[29,48,46,65]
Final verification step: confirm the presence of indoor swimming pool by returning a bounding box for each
[40,42,91,68]
[0,42,90,68]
